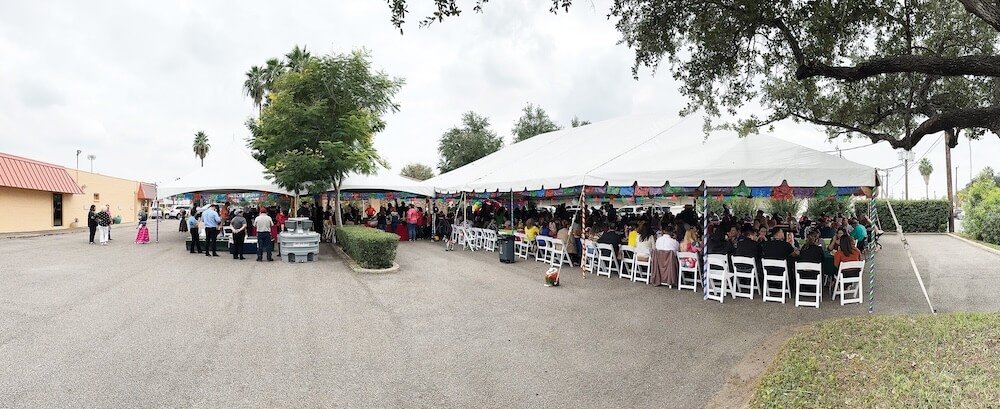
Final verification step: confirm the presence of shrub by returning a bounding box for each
[805,197,853,220]
[729,197,761,219]
[766,199,802,219]
[334,226,399,269]
[855,200,949,233]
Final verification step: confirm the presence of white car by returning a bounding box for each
[167,206,190,219]
[617,205,651,217]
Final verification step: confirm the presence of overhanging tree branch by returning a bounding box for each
[956,0,1000,31]
[910,105,1000,139]
[796,55,1000,81]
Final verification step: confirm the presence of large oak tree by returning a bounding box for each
[385,0,1000,149]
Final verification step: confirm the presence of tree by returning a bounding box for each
[400,163,435,181]
[285,45,311,73]
[570,116,591,127]
[919,157,935,198]
[263,58,284,92]
[437,111,503,173]
[385,0,1000,149]
[248,49,404,227]
[511,102,561,143]
[192,131,210,167]
[243,66,266,115]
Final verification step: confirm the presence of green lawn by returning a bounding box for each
[957,233,1000,252]
[750,313,1000,408]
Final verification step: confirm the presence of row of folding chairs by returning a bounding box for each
[580,240,701,288]
[450,226,499,252]
[703,254,865,307]
[510,233,573,268]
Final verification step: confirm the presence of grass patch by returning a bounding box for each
[750,312,1000,408]
[957,233,1000,252]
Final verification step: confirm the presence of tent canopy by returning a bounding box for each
[158,142,290,198]
[159,141,435,198]
[339,168,435,197]
[425,113,877,193]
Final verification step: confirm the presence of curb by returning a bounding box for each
[948,233,1000,257]
[1,222,141,240]
[328,243,400,274]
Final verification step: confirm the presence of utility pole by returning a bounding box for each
[87,154,96,173]
[75,150,82,180]
[905,158,910,200]
[945,129,955,232]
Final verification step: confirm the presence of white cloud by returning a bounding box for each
[0,0,995,200]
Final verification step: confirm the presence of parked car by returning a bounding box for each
[149,207,163,219]
[167,206,190,219]
[617,205,651,217]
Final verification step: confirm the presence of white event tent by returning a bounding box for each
[160,141,434,198]
[424,113,878,194]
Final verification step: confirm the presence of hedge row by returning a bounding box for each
[335,226,399,269]
[854,199,949,233]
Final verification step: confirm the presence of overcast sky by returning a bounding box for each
[1,0,996,200]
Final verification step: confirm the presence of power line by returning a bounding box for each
[822,142,879,153]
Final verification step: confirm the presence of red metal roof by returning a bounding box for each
[138,182,157,199]
[0,152,84,194]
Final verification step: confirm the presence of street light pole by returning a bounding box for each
[76,150,82,179]
[87,154,96,173]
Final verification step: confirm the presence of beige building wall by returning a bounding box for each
[65,170,140,228]
[0,186,55,233]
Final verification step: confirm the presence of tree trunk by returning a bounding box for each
[334,178,344,228]
[200,157,204,167]
[945,129,956,233]
[923,174,930,199]
[796,55,1000,82]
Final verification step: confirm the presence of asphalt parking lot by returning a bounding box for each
[1,225,997,408]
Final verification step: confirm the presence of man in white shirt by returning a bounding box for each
[655,229,681,252]
[254,210,275,262]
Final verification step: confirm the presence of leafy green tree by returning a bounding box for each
[192,131,210,167]
[248,49,404,226]
[400,163,435,181]
[511,103,561,143]
[243,66,266,115]
[285,45,311,73]
[570,116,591,127]
[919,158,934,199]
[263,58,284,92]
[437,111,503,173]
[386,0,1000,148]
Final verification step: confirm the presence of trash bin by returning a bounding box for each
[498,234,515,263]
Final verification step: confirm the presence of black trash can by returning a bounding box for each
[498,234,515,263]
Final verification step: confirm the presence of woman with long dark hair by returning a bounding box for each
[87,205,98,244]
[833,233,862,268]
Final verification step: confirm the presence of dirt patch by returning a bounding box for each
[704,324,807,409]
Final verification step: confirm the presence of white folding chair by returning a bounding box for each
[730,256,760,300]
[456,226,469,249]
[704,254,731,303]
[513,233,530,259]
[832,260,865,305]
[550,238,572,267]
[619,245,636,280]
[535,236,550,262]
[484,230,498,252]
[676,251,701,292]
[595,243,618,278]
[467,228,479,251]
[583,240,598,274]
[761,258,791,304]
[794,261,823,308]
[632,248,652,284]
[451,225,462,245]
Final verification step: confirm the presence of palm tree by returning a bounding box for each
[919,158,934,199]
[263,58,284,92]
[243,66,265,115]
[193,131,210,168]
[285,45,311,72]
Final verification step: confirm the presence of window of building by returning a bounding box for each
[93,193,100,201]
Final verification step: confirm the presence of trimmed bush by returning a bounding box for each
[766,198,802,219]
[855,199,949,233]
[335,226,399,269]
[805,197,853,220]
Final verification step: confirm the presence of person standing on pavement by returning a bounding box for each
[230,210,248,260]
[96,205,112,245]
[202,204,222,257]
[188,212,202,253]
[254,209,275,262]
[106,205,113,240]
[87,205,98,244]
[406,204,419,241]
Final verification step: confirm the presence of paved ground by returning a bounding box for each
[1,225,998,408]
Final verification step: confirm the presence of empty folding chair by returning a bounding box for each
[676,251,701,292]
[794,261,823,308]
[550,238,572,267]
[619,245,636,280]
[595,243,618,278]
[704,254,731,303]
[832,260,865,305]
[761,258,791,304]
[535,236,550,262]
[484,230,498,252]
[513,233,530,259]
[583,240,598,274]
[632,248,652,284]
[730,256,760,300]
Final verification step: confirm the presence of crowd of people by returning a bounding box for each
[182,202,287,262]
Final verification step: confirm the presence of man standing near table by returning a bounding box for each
[202,204,222,257]
[230,210,247,260]
[254,209,275,262]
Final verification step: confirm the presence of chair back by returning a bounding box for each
[676,251,699,272]
[620,245,636,262]
[761,258,788,276]
[706,254,729,276]
[838,260,865,277]
[730,256,757,275]
[596,243,615,259]
[794,262,822,276]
